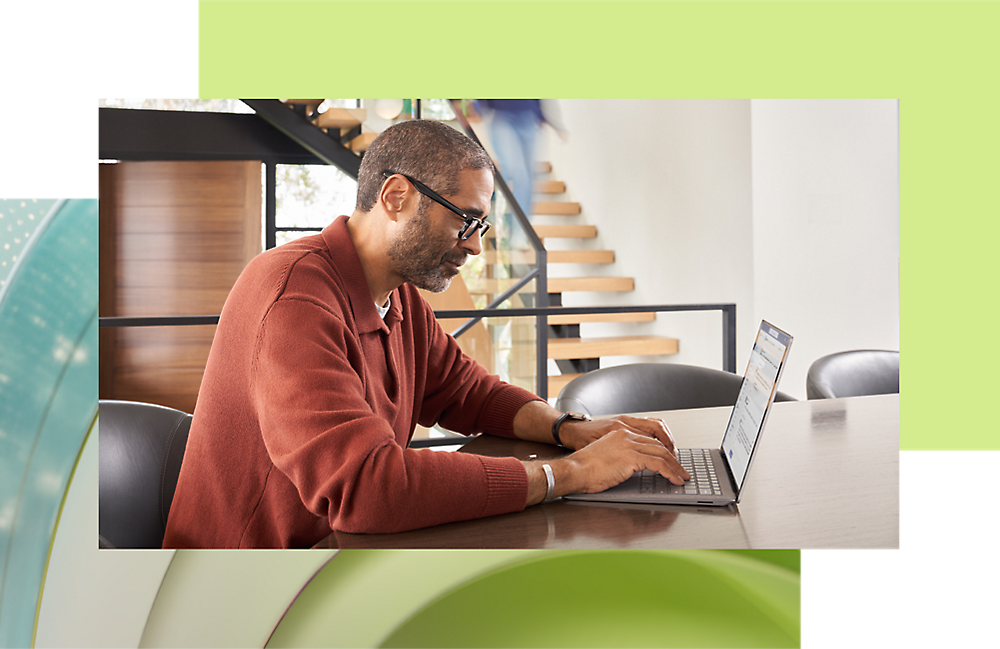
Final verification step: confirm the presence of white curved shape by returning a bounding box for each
[139,549,336,648]
[35,422,174,648]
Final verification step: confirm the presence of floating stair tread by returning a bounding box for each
[548,335,679,360]
[349,132,378,152]
[535,180,565,194]
[532,201,581,215]
[547,311,656,325]
[313,107,367,129]
[547,249,614,264]
[534,224,597,239]
[536,161,552,174]
[548,276,634,293]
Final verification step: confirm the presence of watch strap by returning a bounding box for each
[552,411,590,446]
[552,412,572,446]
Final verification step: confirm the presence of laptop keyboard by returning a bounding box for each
[639,448,723,496]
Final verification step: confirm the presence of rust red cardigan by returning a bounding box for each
[162,216,538,548]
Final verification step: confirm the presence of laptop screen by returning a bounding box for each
[720,321,793,493]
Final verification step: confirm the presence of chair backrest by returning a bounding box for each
[806,350,899,400]
[98,400,192,549]
[554,363,796,418]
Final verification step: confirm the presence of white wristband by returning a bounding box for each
[542,463,556,502]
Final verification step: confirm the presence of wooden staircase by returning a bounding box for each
[284,100,376,152]
[280,101,679,398]
[525,161,678,396]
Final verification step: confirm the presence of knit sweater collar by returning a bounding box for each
[321,215,402,335]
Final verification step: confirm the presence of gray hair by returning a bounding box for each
[355,120,494,213]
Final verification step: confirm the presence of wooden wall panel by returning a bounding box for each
[99,160,262,413]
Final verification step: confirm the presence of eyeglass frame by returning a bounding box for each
[381,171,491,241]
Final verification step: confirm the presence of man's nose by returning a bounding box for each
[461,227,484,256]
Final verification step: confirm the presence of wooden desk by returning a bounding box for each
[323,394,898,549]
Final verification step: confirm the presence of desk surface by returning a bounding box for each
[324,394,898,550]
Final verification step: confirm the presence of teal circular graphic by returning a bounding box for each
[0,199,98,647]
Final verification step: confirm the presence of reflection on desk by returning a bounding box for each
[317,394,898,550]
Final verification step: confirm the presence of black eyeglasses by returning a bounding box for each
[382,171,491,241]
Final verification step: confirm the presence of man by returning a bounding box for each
[163,120,688,549]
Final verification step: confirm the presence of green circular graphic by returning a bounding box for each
[268,549,799,649]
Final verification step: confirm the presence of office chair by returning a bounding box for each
[554,363,796,418]
[98,400,192,549]
[806,350,899,400]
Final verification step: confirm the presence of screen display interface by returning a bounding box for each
[720,322,792,491]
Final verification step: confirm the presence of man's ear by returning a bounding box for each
[379,175,415,222]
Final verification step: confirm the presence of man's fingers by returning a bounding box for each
[617,416,677,454]
[624,431,690,483]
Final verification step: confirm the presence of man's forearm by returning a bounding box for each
[511,399,564,446]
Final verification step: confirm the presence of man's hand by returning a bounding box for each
[521,424,690,506]
[565,426,689,489]
[512,401,690,506]
[559,414,677,455]
[511,401,676,453]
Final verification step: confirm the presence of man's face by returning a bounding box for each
[388,167,493,293]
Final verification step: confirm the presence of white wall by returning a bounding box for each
[750,99,899,398]
[542,99,899,399]
[545,99,756,374]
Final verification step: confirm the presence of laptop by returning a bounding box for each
[563,320,793,507]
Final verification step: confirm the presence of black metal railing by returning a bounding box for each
[98,303,735,449]
[99,303,736,394]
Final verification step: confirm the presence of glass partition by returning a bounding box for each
[411,313,538,446]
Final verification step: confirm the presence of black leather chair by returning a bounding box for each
[806,350,899,400]
[98,400,192,549]
[554,362,796,417]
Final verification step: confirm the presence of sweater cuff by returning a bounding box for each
[479,456,529,516]
[480,386,544,439]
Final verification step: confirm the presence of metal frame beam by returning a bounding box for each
[99,107,325,163]
[241,99,361,179]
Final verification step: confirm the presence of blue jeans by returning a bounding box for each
[490,108,539,228]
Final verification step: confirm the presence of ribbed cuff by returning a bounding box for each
[480,386,544,439]
[478,456,530,516]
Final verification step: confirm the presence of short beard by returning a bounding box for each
[387,202,466,293]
